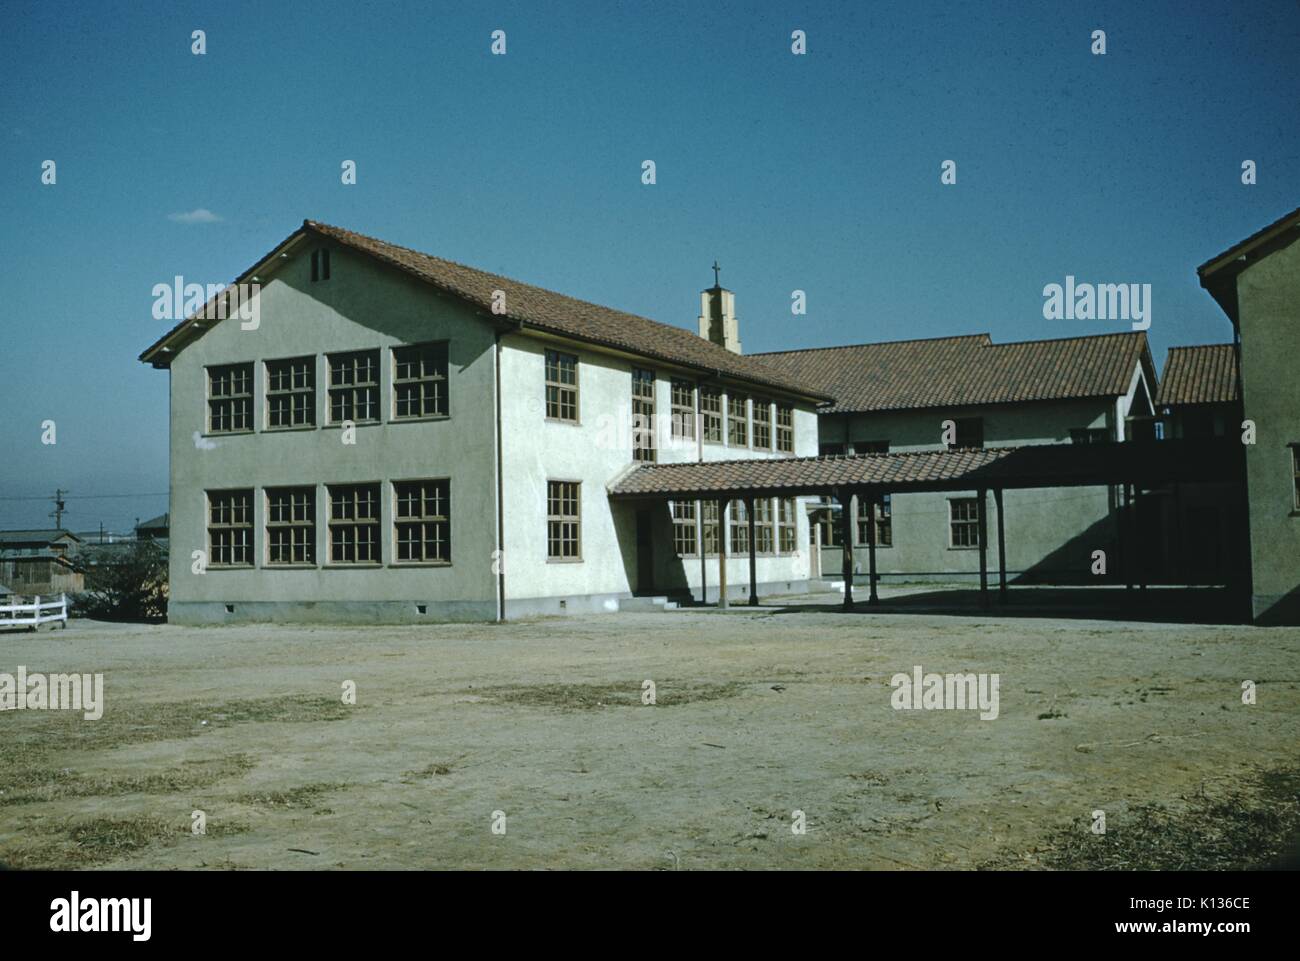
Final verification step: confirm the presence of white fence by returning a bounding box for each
[0,593,68,629]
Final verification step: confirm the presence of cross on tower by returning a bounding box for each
[712,261,721,287]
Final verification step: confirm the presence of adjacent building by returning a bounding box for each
[0,530,84,595]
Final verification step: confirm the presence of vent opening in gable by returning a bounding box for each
[311,248,331,282]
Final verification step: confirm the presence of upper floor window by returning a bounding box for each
[207,363,253,434]
[752,400,772,450]
[545,350,578,422]
[948,417,984,450]
[775,404,795,453]
[328,350,380,424]
[700,386,723,443]
[266,486,315,565]
[394,479,450,564]
[671,379,696,440]
[632,367,655,462]
[207,489,253,567]
[266,356,315,429]
[727,393,749,447]
[311,248,331,282]
[393,342,448,420]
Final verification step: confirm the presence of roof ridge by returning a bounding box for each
[753,333,991,356]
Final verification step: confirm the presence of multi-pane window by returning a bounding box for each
[820,503,841,548]
[752,400,772,450]
[266,357,315,428]
[545,350,578,422]
[266,487,315,565]
[671,379,696,440]
[328,483,380,563]
[754,497,775,554]
[950,497,980,548]
[394,479,450,564]
[1070,427,1109,445]
[207,363,253,433]
[393,343,448,420]
[700,387,723,443]
[208,489,253,567]
[949,417,984,450]
[701,501,721,556]
[857,495,893,547]
[778,498,797,554]
[727,393,749,447]
[311,248,331,282]
[546,481,581,559]
[671,500,697,556]
[632,367,655,462]
[729,499,749,555]
[776,404,795,452]
[328,350,380,424]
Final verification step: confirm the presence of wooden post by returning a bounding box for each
[865,489,879,605]
[977,489,989,610]
[839,489,854,609]
[697,499,707,605]
[994,487,1007,603]
[746,495,758,606]
[717,497,728,609]
[1123,484,1134,591]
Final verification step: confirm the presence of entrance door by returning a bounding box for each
[635,509,655,594]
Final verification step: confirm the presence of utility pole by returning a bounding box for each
[50,489,68,529]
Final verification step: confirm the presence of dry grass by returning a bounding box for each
[474,679,745,710]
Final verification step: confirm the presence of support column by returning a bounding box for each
[866,488,879,605]
[1122,484,1134,591]
[717,498,728,609]
[838,488,854,610]
[697,498,707,604]
[746,495,758,606]
[977,487,989,610]
[994,487,1007,603]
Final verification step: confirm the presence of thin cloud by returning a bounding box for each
[168,208,223,224]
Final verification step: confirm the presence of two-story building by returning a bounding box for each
[140,221,826,624]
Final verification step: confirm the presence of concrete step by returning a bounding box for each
[620,596,675,613]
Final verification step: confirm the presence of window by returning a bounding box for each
[547,481,581,559]
[207,363,253,433]
[328,483,380,563]
[856,440,890,455]
[394,479,450,564]
[1292,446,1300,511]
[632,367,655,462]
[819,503,841,548]
[671,379,696,440]
[671,500,697,556]
[311,248,330,282]
[266,357,315,429]
[545,350,578,422]
[727,393,749,447]
[778,497,797,554]
[700,387,723,443]
[752,400,772,450]
[328,350,380,424]
[392,343,448,420]
[701,501,721,556]
[266,487,315,565]
[729,499,749,554]
[949,498,980,548]
[754,497,775,554]
[857,495,892,547]
[776,405,795,452]
[1070,428,1109,445]
[208,489,253,567]
[948,417,984,450]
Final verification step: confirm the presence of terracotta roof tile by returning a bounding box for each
[1154,344,1239,407]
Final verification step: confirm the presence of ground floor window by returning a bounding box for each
[394,479,450,563]
[729,499,749,555]
[671,500,697,556]
[266,487,315,565]
[754,497,775,554]
[949,497,980,548]
[328,483,380,563]
[856,495,892,548]
[778,497,797,553]
[819,499,841,548]
[547,481,581,559]
[701,500,721,556]
[208,489,253,567]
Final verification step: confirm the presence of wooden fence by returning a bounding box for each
[0,593,68,629]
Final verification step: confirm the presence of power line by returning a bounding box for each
[0,492,167,502]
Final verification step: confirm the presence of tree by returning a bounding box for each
[78,540,168,621]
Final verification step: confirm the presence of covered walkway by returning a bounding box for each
[608,439,1245,611]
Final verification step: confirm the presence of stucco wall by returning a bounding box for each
[1236,238,1300,623]
[165,242,499,623]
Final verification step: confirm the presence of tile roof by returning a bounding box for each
[0,529,79,545]
[609,439,1239,497]
[755,332,1152,414]
[141,221,830,401]
[1154,344,1239,407]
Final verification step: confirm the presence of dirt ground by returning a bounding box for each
[2,590,1298,870]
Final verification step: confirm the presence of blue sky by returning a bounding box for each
[1,0,1297,530]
